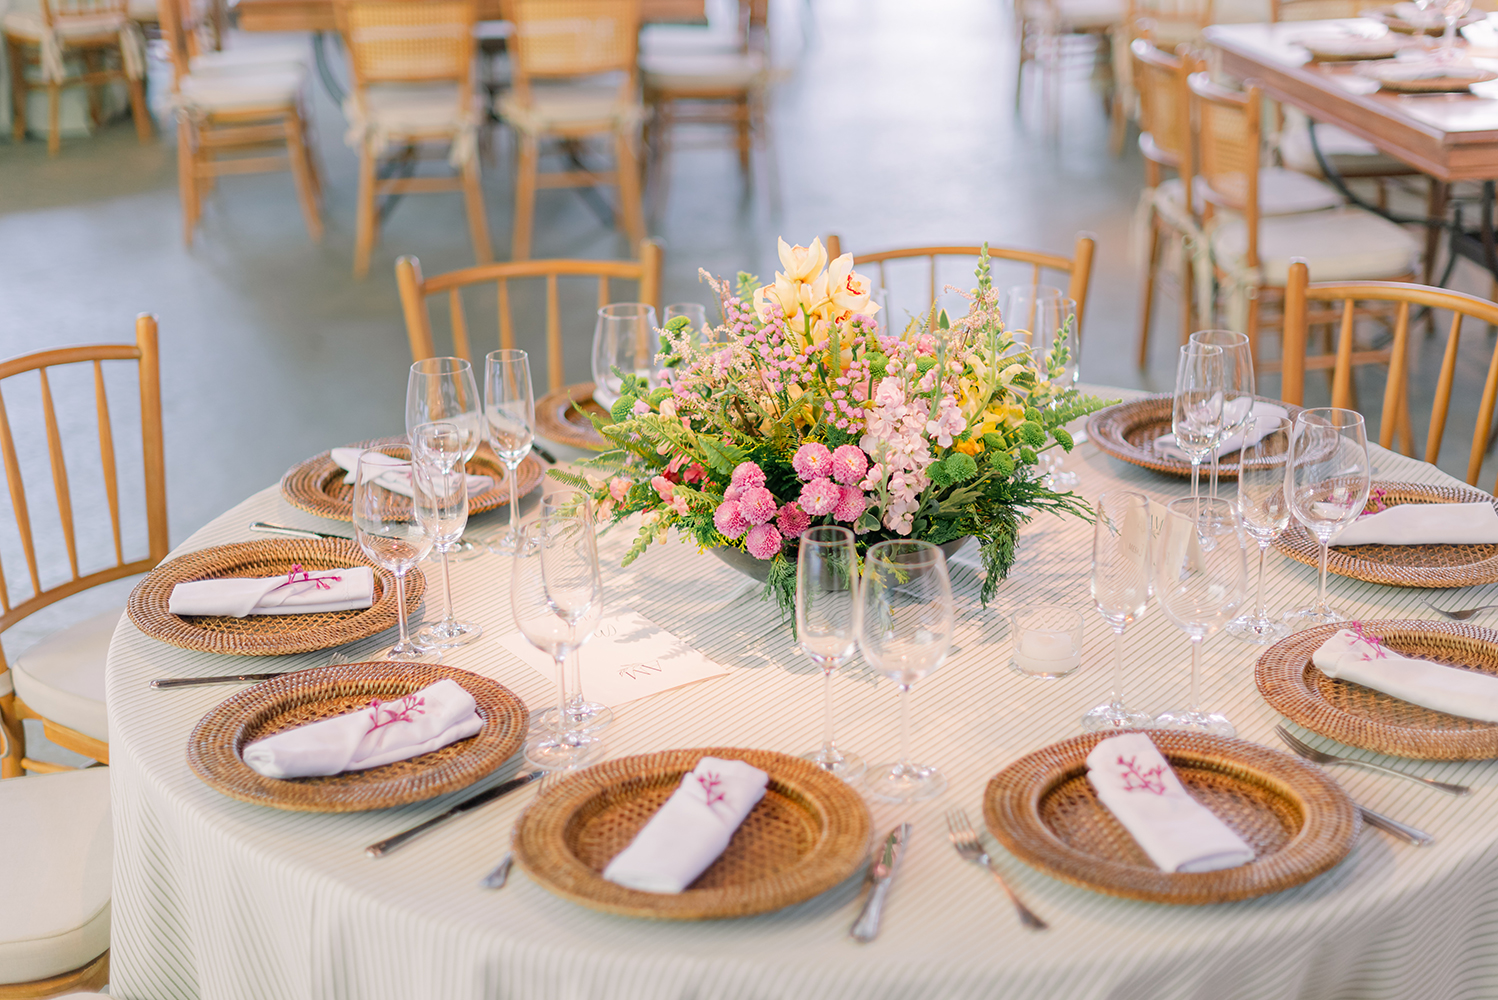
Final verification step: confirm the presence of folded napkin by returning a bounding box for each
[1366,60,1489,81]
[1086,732,1256,874]
[1392,1,1446,25]
[328,447,493,500]
[1313,627,1498,722]
[168,565,375,618]
[1155,400,1289,463]
[602,756,769,893]
[1331,500,1498,546]
[242,678,484,779]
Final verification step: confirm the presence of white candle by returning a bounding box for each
[1013,628,1081,677]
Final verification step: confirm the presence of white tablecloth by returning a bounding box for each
[108,403,1498,1000]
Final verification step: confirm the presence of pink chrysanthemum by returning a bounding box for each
[713,500,750,539]
[799,477,840,517]
[776,502,811,539]
[730,461,766,489]
[832,484,867,523]
[792,442,832,481]
[830,444,869,486]
[724,484,744,502]
[745,522,784,560]
[739,486,779,525]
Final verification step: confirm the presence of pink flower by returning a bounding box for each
[632,399,651,416]
[670,494,690,516]
[724,484,744,502]
[608,477,631,502]
[830,444,868,485]
[776,502,811,539]
[713,500,750,539]
[745,523,784,560]
[739,486,779,525]
[799,477,840,516]
[730,461,766,489]
[833,485,866,522]
[650,475,675,501]
[792,442,833,480]
[682,462,707,484]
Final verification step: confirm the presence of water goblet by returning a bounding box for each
[409,428,481,648]
[1081,490,1154,731]
[1004,285,1080,486]
[1228,415,1293,644]
[484,349,535,555]
[406,357,482,465]
[1439,0,1473,60]
[796,525,865,781]
[665,303,711,345]
[352,447,435,661]
[1172,342,1225,499]
[1286,407,1371,628]
[1189,330,1254,502]
[591,303,660,410]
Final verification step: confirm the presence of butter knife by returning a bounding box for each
[367,770,544,857]
[1359,804,1435,846]
[150,673,281,689]
[249,521,349,541]
[850,822,911,942]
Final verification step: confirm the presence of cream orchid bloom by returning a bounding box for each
[825,254,879,319]
[777,237,828,282]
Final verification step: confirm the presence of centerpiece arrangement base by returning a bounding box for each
[711,537,972,584]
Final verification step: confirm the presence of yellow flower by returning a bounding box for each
[826,253,879,319]
[954,438,983,456]
[777,237,828,282]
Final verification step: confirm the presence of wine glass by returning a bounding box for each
[665,303,711,345]
[796,525,865,781]
[1152,496,1247,736]
[1439,0,1472,60]
[1004,285,1080,487]
[1081,491,1154,731]
[1228,415,1293,644]
[484,349,535,555]
[1172,342,1225,499]
[1189,330,1254,503]
[352,447,435,661]
[406,357,482,466]
[1286,407,1371,628]
[591,303,660,410]
[859,539,955,803]
[409,425,480,648]
[511,513,605,770]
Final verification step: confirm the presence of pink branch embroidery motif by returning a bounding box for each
[1348,621,1388,661]
[274,563,340,591]
[696,771,728,808]
[1361,487,1389,517]
[1117,755,1168,795]
[365,694,425,734]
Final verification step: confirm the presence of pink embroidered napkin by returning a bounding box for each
[241,678,484,779]
[1330,501,1498,546]
[168,565,374,617]
[1313,626,1498,722]
[329,447,492,499]
[602,756,769,893]
[1086,732,1255,873]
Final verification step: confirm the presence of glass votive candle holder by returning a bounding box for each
[1009,606,1084,679]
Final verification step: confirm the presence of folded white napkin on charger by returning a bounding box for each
[1392,1,1444,25]
[1086,732,1256,873]
[1313,627,1498,722]
[1332,501,1498,546]
[168,566,375,618]
[602,756,769,893]
[328,447,493,499]
[242,678,484,779]
[1155,400,1289,463]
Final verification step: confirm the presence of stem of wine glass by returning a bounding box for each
[1444,16,1456,53]
[1188,634,1203,713]
[506,460,520,543]
[896,681,912,769]
[565,648,582,713]
[1209,452,1219,503]
[1254,541,1270,619]
[1110,624,1126,705]
[439,545,455,625]
[394,570,410,647]
[553,649,571,736]
[820,664,837,757]
[1317,537,1332,614]
[1191,458,1201,499]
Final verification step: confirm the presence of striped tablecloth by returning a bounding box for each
[108,406,1498,1000]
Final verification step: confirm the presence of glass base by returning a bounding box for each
[524,730,604,771]
[801,746,866,782]
[863,761,946,803]
[385,640,440,662]
[1227,614,1291,644]
[1285,605,1349,630]
[413,618,483,648]
[1153,707,1236,737]
[487,529,523,555]
[533,701,614,734]
[1080,701,1152,732]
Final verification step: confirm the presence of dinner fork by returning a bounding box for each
[479,772,560,889]
[1274,724,1471,796]
[1421,596,1498,622]
[944,807,1048,930]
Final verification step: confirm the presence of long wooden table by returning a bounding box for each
[232,0,706,33]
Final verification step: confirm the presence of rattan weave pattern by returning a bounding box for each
[279,437,544,522]
[984,730,1359,904]
[127,538,424,655]
[1273,482,1498,588]
[535,382,609,451]
[512,747,872,919]
[1085,395,1305,480]
[187,661,526,812]
[1256,620,1498,759]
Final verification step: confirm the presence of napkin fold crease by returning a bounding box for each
[169,566,375,617]
[1331,501,1498,546]
[1313,627,1498,722]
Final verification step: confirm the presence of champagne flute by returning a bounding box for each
[1439,0,1472,60]
[1286,408,1371,627]
[410,425,480,648]
[1152,497,1247,736]
[530,486,613,734]
[1228,415,1293,644]
[1081,491,1154,731]
[406,357,482,465]
[860,540,955,803]
[591,303,660,410]
[353,447,435,661]
[796,525,865,781]
[485,349,535,555]
[1172,342,1225,499]
[1189,330,1254,503]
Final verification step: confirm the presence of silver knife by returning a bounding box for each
[150,673,281,689]
[249,521,350,541]
[367,770,544,857]
[850,822,911,942]
[1359,805,1435,847]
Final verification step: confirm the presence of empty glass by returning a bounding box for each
[530,486,613,734]
[406,358,483,465]
[591,303,660,410]
[1172,342,1225,499]
[1009,605,1084,678]
[352,447,435,661]
[796,525,865,781]
[860,540,955,803]
[1229,415,1293,644]
[1439,0,1472,59]
[410,427,480,648]
[1082,490,1154,731]
[1286,407,1371,628]
[1189,330,1254,502]
[484,349,535,554]
[665,303,711,345]
[1005,285,1080,486]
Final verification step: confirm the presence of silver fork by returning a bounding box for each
[1421,597,1498,622]
[944,807,1048,930]
[1275,724,1471,796]
[479,772,559,889]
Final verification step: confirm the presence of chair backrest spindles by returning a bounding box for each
[337,0,477,93]
[1190,72,1261,265]
[37,369,80,581]
[92,360,124,567]
[509,0,641,106]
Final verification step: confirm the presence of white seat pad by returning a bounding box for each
[498,83,641,133]
[1022,0,1124,30]
[355,82,474,137]
[641,50,764,89]
[1199,166,1344,216]
[639,23,742,55]
[177,66,303,111]
[11,607,119,744]
[1211,205,1419,286]
[0,768,111,985]
[189,41,307,75]
[1280,121,1413,178]
[1,9,128,40]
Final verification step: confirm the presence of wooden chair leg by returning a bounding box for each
[7,37,27,142]
[1138,213,1160,368]
[613,127,646,250]
[284,110,324,244]
[1426,179,1448,286]
[1246,292,1262,375]
[0,690,26,779]
[177,116,198,246]
[47,79,61,156]
[353,143,378,278]
[735,95,751,178]
[512,132,539,260]
[126,68,153,142]
[82,49,103,126]
[460,155,493,265]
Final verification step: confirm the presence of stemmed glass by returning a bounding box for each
[485,349,535,554]
[665,303,711,345]
[1081,491,1154,731]
[591,303,660,410]
[1189,330,1254,502]
[860,540,955,803]
[530,486,613,734]
[1005,285,1080,487]
[352,447,435,662]
[796,525,865,781]
[1172,342,1225,499]
[1228,415,1293,644]
[1439,0,1472,61]
[409,423,480,648]
[407,357,483,465]
[1152,497,1247,736]
[1286,407,1371,627]
[511,513,605,770]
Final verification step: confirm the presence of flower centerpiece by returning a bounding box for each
[551,238,1113,615]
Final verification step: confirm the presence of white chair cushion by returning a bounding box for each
[638,24,742,56]
[474,18,513,41]
[1280,121,1414,178]
[498,83,641,133]
[1022,0,1124,30]
[127,0,157,18]
[177,66,303,111]
[354,82,477,138]
[641,50,764,89]
[189,41,307,75]
[1,10,128,41]
[1199,166,1345,216]
[11,607,119,744]
[0,768,111,985]
[1153,177,1198,233]
[1210,206,1420,286]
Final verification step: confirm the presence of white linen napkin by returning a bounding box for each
[1086,732,1256,874]
[168,566,375,617]
[1313,627,1498,722]
[328,447,493,499]
[602,756,770,893]
[1331,501,1498,546]
[1393,1,1444,25]
[242,678,485,779]
[1154,401,1289,463]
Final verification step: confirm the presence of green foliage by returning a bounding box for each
[915,356,937,375]
[647,387,672,405]
[546,468,591,490]
[610,394,637,422]
[1053,427,1074,452]
[1019,421,1046,447]
[945,451,978,482]
[664,315,692,335]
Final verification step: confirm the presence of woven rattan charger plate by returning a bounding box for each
[535,382,610,451]
[128,538,424,656]
[188,662,527,812]
[1274,481,1498,587]
[1257,619,1498,758]
[984,730,1360,904]
[1085,395,1304,480]
[1368,7,1482,33]
[513,747,872,919]
[280,437,544,522]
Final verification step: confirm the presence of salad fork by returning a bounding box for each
[1421,597,1498,622]
[945,807,1048,930]
[1274,724,1471,796]
[479,772,560,889]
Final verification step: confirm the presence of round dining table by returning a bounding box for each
[107,387,1498,1000]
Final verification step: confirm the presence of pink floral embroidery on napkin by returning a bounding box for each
[1360,488,1389,518]
[1117,755,1167,795]
[696,771,728,808]
[365,693,426,734]
[275,564,340,591]
[1348,621,1388,661]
